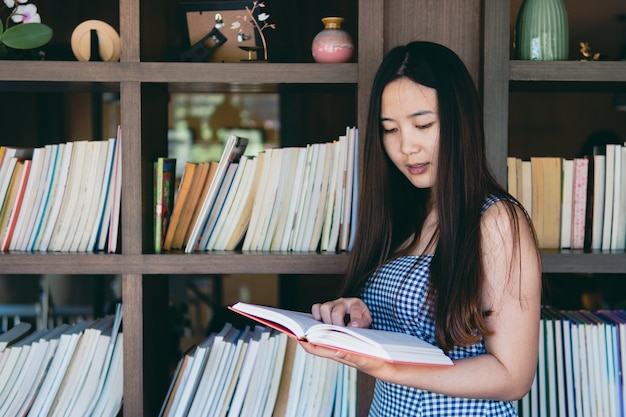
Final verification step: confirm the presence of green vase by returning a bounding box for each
[515,0,569,60]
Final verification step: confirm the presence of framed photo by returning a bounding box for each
[178,1,263,62]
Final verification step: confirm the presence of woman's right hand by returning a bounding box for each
[311,297,372,328]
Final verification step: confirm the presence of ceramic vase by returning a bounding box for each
[515,0,569,60]
[311,17,354,63]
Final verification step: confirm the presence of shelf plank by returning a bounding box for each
[510,61,626,83]
[0,61,357,84]
[5,251,626,274]
[0,252,349,275]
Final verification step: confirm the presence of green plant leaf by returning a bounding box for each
[0,19,4,36]
[1,23,52,49]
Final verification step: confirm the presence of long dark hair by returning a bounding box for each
[342,41,523,350]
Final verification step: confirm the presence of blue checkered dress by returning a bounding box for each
[360,196,518,416]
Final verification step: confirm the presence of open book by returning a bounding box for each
[229,302,453,366]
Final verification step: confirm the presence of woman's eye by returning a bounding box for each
[382,127,397,134]
[416,122,434,130]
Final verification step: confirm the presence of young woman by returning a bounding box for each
[301,41,542,416]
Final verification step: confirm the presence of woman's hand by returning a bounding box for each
[311,297,372,328]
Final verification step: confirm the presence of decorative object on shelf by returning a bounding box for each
[514,0,569,61]
[311,17,354,63]
[0,0,52,60]
[579,41,602,61]
[180,27,227,62]
[179,1,267,63]
[71,20,121,62]
[230,1,275,61]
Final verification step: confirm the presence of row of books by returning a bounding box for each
[0,127,122,253]
[160,322,356,417]
[508,144,626,251]
[518,306,626,417]
[154,127,359,253]
[0,304,123,417]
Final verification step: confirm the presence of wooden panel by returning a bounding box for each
[383,0,482,82]
[120,0,139,62]
[121,82,143,254]
[483,0,510,184]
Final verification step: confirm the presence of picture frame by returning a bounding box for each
[178,1,264,62]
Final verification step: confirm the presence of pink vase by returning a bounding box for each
[311,17,354,63]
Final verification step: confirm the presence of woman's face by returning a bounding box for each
[381,77,440,190]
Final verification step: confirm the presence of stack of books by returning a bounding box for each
[519,306,626,417]
[0,304,123,417]
[508,143,626,251]
[0,127,122,253]
[155,127,359,253]
[159,321,357,417]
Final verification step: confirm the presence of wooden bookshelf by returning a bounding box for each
[11,0,607,414]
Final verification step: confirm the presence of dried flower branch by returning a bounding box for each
[230,1,276,61]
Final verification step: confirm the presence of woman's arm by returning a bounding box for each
[302,202,541,401]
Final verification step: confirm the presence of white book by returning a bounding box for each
[230,302,453,365]
[72,140,110,252]
[83,304,123,415]
[308,142,334,252]
[348,128,360,252]
[187,324,235,415]
[320,140,341,252]
[196,326,242,416]
[21,144,58,251]
[249,148,283,251]
[213,158,257,251]
[327,136,349,252]
[239,329,276,416]
[601,144,616,251]
[9,146,45,251]
[0,336,47,415]
[226,326,266,417]
[590,154,606,250]
[49,323,108,417]
[27,321,91,417]
[294,143,325,251]
[260,149,294,251]
[242,151,272,251]
[13,327,68,417]
[289,144,319,251]
[170,335,215,417]
[224,158,263,251]
[84,138,117,252]
[615,146,626,250]
[217,327,252,417]
[271,148,304,252]
[197,162,240,250]
[65,332,110,417]
[106,126,123,253]
[284,345,308,417]
[185,135,248,252]
[34,143,71,252]
[260,332,288,417]
[560,159,574,249]
[65,140,104,252]
[97,132,121,252]
[206,155,251,250]
[611,144,623,250]
[339,127,357,251]
[89,333,123,417]
[48,140,89,252]
[277,148,308,252]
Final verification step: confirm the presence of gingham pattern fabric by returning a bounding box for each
[360,195,518,416]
